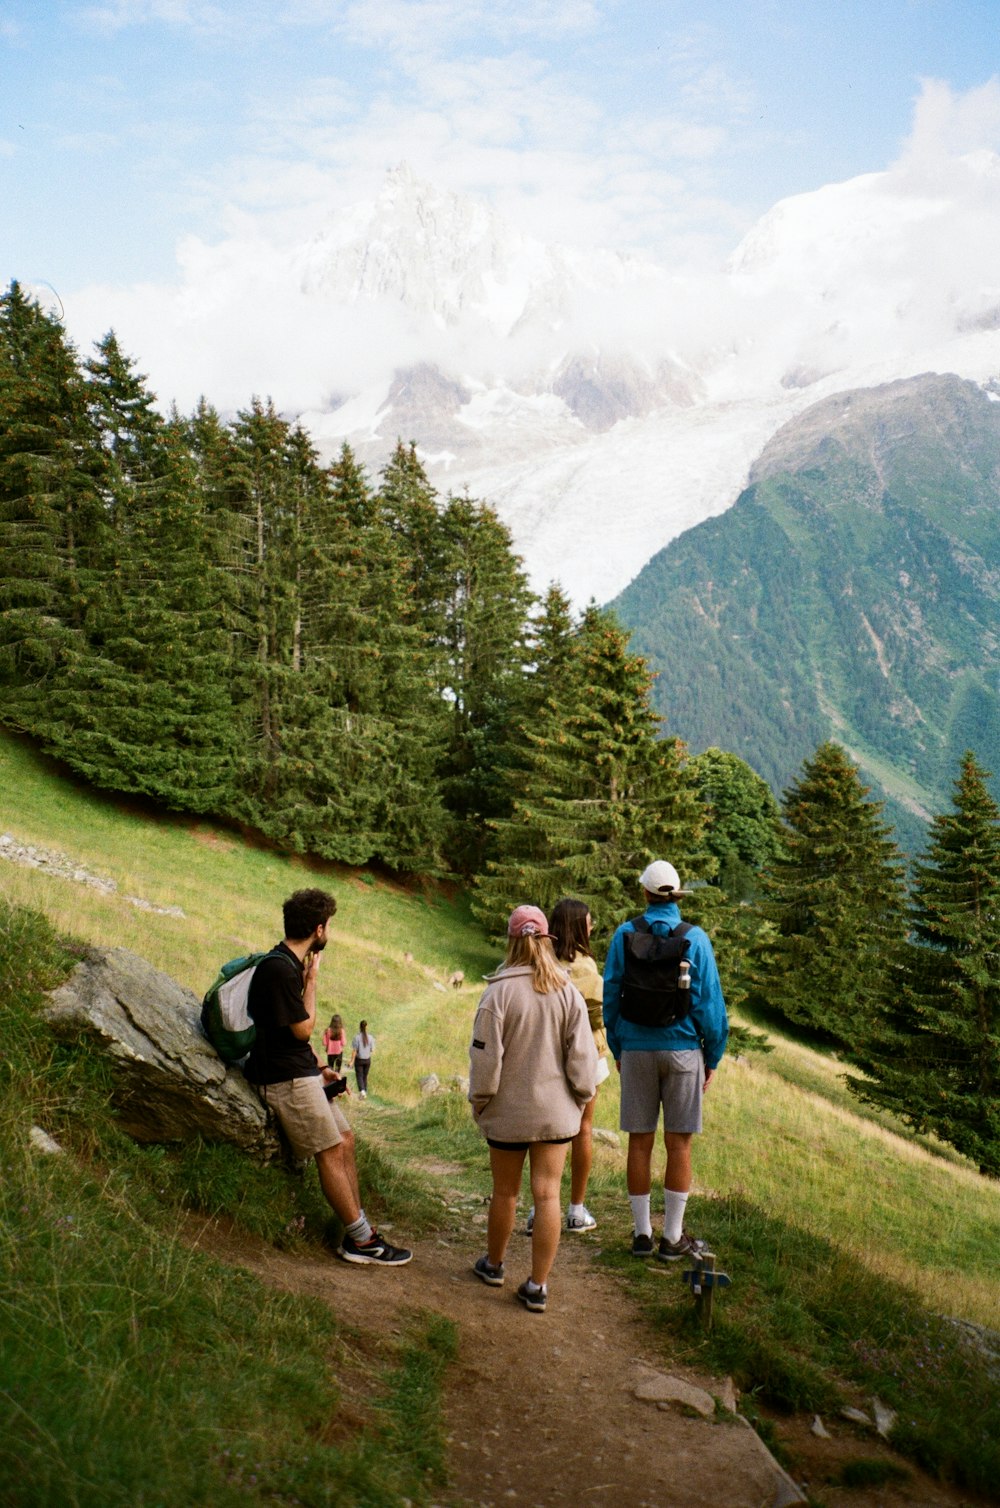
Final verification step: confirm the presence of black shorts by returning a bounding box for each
[486,1136,573,1151]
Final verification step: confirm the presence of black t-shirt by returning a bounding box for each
[244,943,320,1085]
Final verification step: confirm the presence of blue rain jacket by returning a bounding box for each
[603,901,728,1070]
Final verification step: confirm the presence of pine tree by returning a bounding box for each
[291,439,447,870]
[225,398,308,825]
[745,740,906,1049]
[36,337,235,810]
[0,282,108,747]
[474,604,707,939]
[377,440,450,649]
[436,493,535,873]
[849,752,1000,1175]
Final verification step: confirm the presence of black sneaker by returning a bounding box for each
[336,1230,412,1265]
[473,1254,505,1287]
[657,1232,708,1263]
[516,1280,547,1313]
[631,1231,655,1258]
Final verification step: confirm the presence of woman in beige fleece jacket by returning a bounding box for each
[469,904,599,1313]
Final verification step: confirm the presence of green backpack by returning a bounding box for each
[200,952,270,1064]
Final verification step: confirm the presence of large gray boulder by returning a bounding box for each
[44,947,281,1160]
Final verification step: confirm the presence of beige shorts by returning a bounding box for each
[258,1075,350,1160]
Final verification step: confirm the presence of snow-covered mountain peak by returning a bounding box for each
[73,151,1000,609]
[290,153,1000,603]
[297,162,657,338]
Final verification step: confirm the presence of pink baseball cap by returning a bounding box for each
[507,904,549,938]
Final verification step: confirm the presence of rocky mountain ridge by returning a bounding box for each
[613,372,1000,845]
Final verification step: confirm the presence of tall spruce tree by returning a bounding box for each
[849,752,1000,1175]
[436,493,534,873]
[474,603,707,938]
[292,441,447,870]
[225,399,309,826]
[0,283,108,748]
[745,740,906,1049]
[57,336,236,809]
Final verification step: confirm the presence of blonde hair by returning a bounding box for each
[504,933,565,995]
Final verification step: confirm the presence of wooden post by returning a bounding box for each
[682,1249,730,1330]
[701,1250,716,1328]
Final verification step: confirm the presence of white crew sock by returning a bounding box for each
[568,1203,585,1221]
[663,1190,689,1244]
[346,1213,374,1244]
[629,1193,652,1237]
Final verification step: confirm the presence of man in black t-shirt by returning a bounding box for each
[245,887,411,1266]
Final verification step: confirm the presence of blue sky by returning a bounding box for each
[3,0,1000,300]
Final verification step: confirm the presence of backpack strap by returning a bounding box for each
[259,944,306,979]
[631,916,694,941]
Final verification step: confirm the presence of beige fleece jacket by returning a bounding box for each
[468,964,599,1142]
[562,951,608,1056]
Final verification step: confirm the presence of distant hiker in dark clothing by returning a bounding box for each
[350,1020,374,1098]
[244,889,411,1266]
[603,862,728,1261]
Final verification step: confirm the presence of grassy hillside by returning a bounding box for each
[2,727,997,1324]
[3,728,1000,1499]
[613,374,1000,848]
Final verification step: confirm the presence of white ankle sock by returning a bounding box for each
[663,1190,689,1244]
[629,1193,652,1237]
[568,1202,585,1221]
[346,1213,374,1243]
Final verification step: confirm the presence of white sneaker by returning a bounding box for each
[359,1090,367,1098]
[566,1207,597,1232]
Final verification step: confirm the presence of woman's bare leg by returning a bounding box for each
[527,1141,570,1286]
[569,1095,596,1205]
[487,1146,527,1266]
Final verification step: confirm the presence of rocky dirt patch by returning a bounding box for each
[0,832,185,916]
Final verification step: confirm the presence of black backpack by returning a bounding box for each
[619,917,695,1028]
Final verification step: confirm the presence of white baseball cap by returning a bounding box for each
[639,860,687,896]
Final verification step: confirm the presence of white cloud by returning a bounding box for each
[895,75,1000,179]
[337,0,600,52]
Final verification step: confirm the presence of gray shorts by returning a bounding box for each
[258,1075,351,1160]
[619,1049,704,1135]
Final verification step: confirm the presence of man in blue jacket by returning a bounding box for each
[603,861,728,1260]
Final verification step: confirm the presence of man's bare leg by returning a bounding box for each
[315,1141,361,1225]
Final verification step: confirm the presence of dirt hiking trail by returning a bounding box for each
[184,1213,980,1508]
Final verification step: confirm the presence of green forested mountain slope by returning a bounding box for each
[613,374,1000,844]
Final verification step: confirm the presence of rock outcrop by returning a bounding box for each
[44,947,280,1159]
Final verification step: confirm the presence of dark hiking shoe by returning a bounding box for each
[631,1231,655,1258]
[473,1254,505,1287]
[657,1232,708,1262]
[336,1231,412,1265]
[516,1280,547,1313]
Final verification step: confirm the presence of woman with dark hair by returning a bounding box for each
[526,897,609,1235]
[469,905,599,1313]
[323,1012,346,1071]
[349,1019,374,1098]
